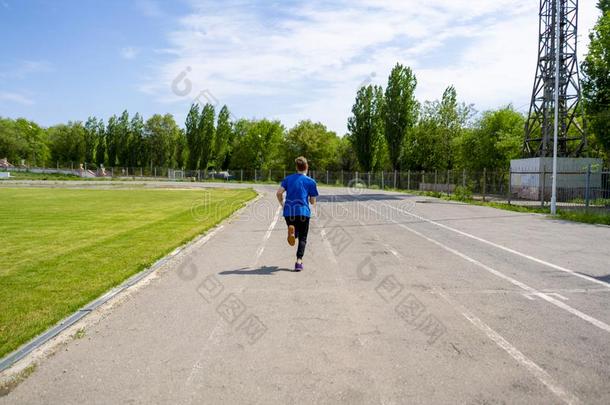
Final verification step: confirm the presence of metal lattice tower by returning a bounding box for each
[524,0,586,157]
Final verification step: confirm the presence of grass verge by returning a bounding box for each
[0,187,256,358]
[556,210,610,226]
[390,188,610,225]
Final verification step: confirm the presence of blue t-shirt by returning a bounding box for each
[281,173,319,218]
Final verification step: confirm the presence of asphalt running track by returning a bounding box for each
[1,183,609,404]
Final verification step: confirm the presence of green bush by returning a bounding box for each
[453,186,473,201]
[423,191,443,198]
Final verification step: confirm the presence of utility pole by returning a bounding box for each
[551,0,561,215]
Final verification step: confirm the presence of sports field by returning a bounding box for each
[0,187,256,358]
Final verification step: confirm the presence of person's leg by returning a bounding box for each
[285,217,296,246]
[295,216,310,261]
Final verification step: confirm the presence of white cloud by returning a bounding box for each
[141,0,601,133]
[0,91,34,105]
[120,47,139,60]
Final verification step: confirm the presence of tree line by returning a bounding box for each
[0,95,603,174]
[0,108,352,172]
[0,82,537,173]
[0,112,184,169]
[346,64,529,173]
[1,2,608,173]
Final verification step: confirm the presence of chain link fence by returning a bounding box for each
[2,163,609,211]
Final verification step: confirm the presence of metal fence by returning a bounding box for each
[2,165,609,211]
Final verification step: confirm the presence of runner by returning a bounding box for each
[276,156,319,272]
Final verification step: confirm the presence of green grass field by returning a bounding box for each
[0,187,256,358]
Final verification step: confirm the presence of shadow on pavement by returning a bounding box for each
[577,273,610,285]
[219,266,294,275]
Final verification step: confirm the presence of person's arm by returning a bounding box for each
[309,180,319,216]
[276,186,285,208]
[309,196,317,218]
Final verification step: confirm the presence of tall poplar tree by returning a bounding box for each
[199,103,216,171]
[185,104,201,170]
[215,105,232,169]
[347,85,385,172]
[383,63,418,171]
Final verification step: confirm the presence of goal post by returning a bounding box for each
[168,169,184,181]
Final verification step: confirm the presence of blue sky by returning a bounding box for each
[0,0,600,135]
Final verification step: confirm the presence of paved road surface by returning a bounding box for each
[2,184,609,404]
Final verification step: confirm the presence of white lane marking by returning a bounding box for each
[255,206,281,264]
[186,202,280,386]
[355,209,580,405]
[381,201,610,290]
[364,203,610,334]
[320,228,339,265]
[436,291,581,405]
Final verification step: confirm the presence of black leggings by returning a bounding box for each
[285,216,310,259]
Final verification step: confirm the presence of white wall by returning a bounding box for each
[510,158,603,200]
